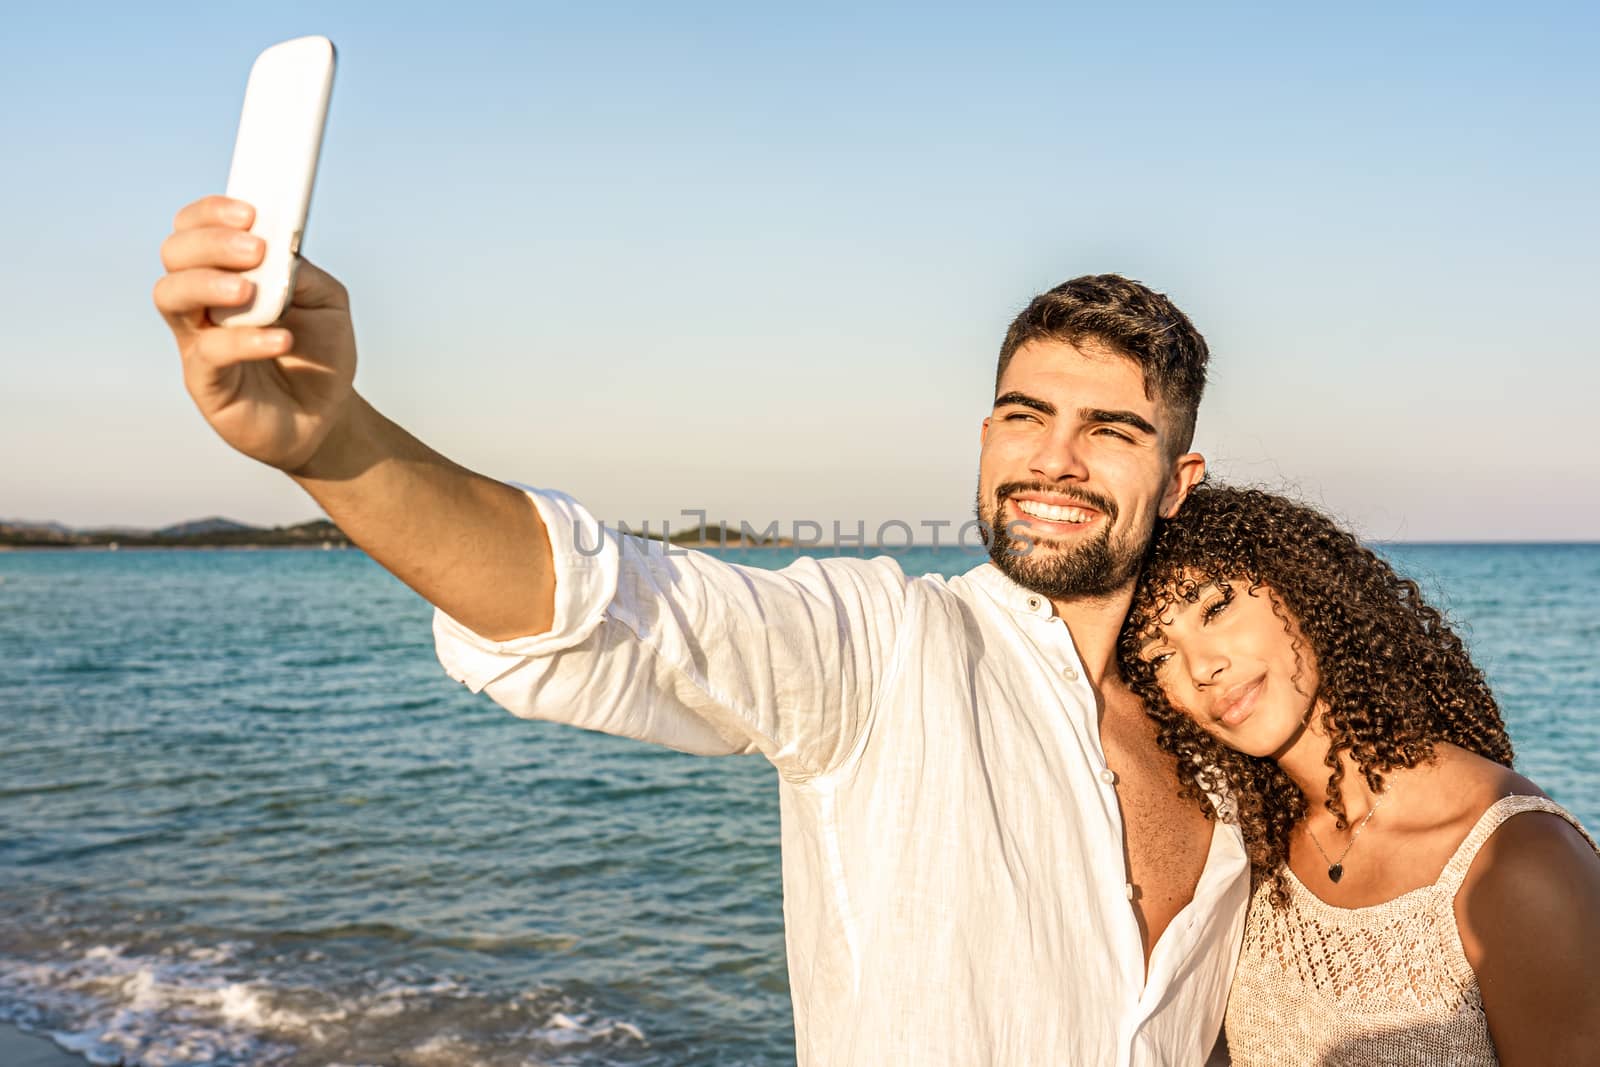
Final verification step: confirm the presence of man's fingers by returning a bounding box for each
[173,195,255,233]
[189,324,295,369]
[160,225,265,274]
[153,270,257,331]
[157,197,263,330]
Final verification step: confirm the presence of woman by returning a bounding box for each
[1118,486,1600,1066]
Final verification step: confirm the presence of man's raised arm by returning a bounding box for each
[153,195,554,640]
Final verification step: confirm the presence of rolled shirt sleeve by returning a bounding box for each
[433,486,912,779]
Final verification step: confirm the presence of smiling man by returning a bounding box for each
[155,198,1248,1066]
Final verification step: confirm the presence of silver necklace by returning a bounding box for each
[1305,792,1387,884]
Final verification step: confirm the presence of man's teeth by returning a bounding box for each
[1015,499,1095,524]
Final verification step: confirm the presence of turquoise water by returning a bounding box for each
[1,544,1596,1065]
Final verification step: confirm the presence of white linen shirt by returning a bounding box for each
[434,488,1250,1067]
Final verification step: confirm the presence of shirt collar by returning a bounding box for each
[964,562,1057,619]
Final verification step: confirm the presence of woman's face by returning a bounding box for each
[1136,575,1320,758]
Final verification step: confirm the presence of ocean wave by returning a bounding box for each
[0,941,652,1066]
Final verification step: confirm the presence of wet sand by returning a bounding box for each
[0,1025,85,1066]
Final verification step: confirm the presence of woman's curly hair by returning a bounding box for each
[1117,485,1513,908]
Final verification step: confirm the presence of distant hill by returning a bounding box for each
[638,520,794,548]
[0,516,798,550]
[0,516,350,549]
[153,517,263,538]
[0,519,76,536]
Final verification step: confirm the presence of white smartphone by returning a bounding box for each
[209,35,337,328]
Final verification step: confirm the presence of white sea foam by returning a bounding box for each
[0,944,300,1065]
[0,940,651,1066]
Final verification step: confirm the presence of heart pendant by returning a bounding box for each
[1328,864,1343,883]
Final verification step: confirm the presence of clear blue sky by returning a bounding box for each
[3,1,1596,540]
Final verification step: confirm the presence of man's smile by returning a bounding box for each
[1005,491,1108,536]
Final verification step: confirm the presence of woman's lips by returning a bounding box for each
[1215,676,1265,727]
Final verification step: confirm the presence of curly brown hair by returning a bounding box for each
[1117,485,1514,908]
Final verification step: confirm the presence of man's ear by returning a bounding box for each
[980,415,992,446]
[1160,452,1206,518]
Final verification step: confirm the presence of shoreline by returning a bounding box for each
[0,1024,86,1067]
[0,543,353,552]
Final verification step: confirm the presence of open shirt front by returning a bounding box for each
[434,487,1250,1067]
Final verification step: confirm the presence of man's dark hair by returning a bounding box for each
[996,274,1209,453]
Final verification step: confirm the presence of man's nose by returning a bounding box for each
[1029,429,1089,483]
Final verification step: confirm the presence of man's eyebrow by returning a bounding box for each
[1082,408,1158,436]
[993,391,1055,415]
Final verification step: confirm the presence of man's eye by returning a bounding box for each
[1095,427,1134,443]
[1004,412,1039,422]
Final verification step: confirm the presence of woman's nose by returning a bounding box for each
[1189,645,1228,687]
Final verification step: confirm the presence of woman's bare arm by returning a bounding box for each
[1457,811,1600,1065]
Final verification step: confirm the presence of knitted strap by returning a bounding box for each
[1437,793,1600,896]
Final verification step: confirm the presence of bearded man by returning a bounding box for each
[154,194,1246,1066]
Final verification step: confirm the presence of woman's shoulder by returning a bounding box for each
[1422,746,1599,871]
[1433,748,1600,967]
[1454,788,1600,907]
[1386,745,1541,844]
[1450,785,1600,1058]
[1431,743,1540,797]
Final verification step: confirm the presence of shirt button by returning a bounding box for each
[1026,595,1043,611]
[1061,666,1079,681]
[1125,882,1136,901]
[1100,768,1117,785]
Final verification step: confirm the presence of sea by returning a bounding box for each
[2,543,1597,1066]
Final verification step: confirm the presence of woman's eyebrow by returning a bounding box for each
[1135,584,1222,650]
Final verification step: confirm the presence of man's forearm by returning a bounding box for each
[289,393,556,641]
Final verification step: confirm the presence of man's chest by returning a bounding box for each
[1099,698,1216,956]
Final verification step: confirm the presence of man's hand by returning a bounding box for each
[153,194,357,473]
[152,193,557,640]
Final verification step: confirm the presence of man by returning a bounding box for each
[154,195,1248,1066]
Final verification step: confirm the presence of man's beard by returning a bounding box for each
[977,481,1148,600]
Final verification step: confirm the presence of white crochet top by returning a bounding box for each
[1224,794,1598,1066]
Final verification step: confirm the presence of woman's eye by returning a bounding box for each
[1201,594,1232,622]
[1146,650,1173,671]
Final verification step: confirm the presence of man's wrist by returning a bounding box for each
[288,392,379,483]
